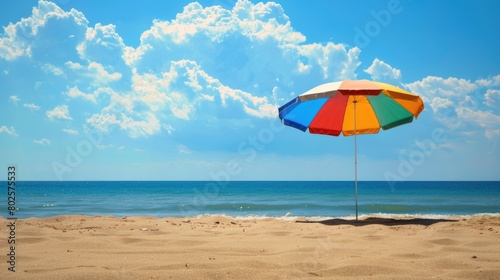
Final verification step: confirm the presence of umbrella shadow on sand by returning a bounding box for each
[296,217,459,227]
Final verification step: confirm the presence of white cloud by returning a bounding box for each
[18,0,354,143]
[62,129,79,135]
[78,23,126,65]
[86,112,161,138]
[96,144,114,150]
[456,107,500,139]
[484,89,500,108]
[457,107,500,128]
[64,60,122,94]
[64,61,83,70]
[128,0,360,84]
[163,124,175,134]
[234,1,305,43]
[364,58,402,83]
[0,0,88,61]
[41,63,64,76]
[0,0,401,145]
[139,1,305,45]
[131,72,170,112]
[429,97,453,113]
[87,62,122,85]
[297,43,361,80]
[405,76,480,118]
[131,59,277,121]
[33,138,51,145]
[0,126,17,136]
[406,75,500,138]
[123,45,149,66]
[66,86,93,102]
[178,144,192,154]
[46,105,73,121]
[405,76,478,99]
[64,86,109,103]
[485,129,500,139]
[103,88,134,112]
[23,103,40,111]
[244,102,277,118]
[9,95,20,104]
[476,75,500,87]
[218,84,276,118]
[0,23,28,60]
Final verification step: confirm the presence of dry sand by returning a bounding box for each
[2,215,499,279]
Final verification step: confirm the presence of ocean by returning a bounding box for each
[3,181,500,219]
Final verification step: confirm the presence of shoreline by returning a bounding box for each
[2,214,499,279]
[6,212,500,221]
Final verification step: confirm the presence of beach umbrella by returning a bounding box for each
[278,80,424,220]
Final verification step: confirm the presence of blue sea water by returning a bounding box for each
[2,181,500,219]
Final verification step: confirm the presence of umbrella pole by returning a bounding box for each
[354,100,358,221]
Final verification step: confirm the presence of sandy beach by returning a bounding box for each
[2,215,499,279]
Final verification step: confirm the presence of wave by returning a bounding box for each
[179,212,500,222]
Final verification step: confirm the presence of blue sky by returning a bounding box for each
[1,0,499,181]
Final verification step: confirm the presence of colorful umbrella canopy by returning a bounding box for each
[279,80,424,136]
[278,80,424,219]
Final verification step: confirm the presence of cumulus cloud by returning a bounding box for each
[62,129,79,135]
[364,58,402,83]
[405,76,478,117]
[65,61,84,70]
[405,76,478,98]
[428,97,453,113]
[476,74,500,87]
[9,95,20,104]
[64,86,113,103]
[456,107,500,139]
[46,105,73,121]
[138,1,304,46]
[107,0,362,140]
[9,0,498,146]
[0,125,17,136]
[23,103,40,111]
[66,86,95,102]
[297,43,361,80]
[86,62,122,85]
[86,112,161,138]
[63,61,123,89]
[0,0,88,61]
[1,0,365,144]
[41,63,65,76]
[406,76,500,138]
[78,23,126,65]
[127,0,360,90]
[33,138,51,145]
[484,89,500,108]
[129,59,276,122]
[85,57,277,137]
